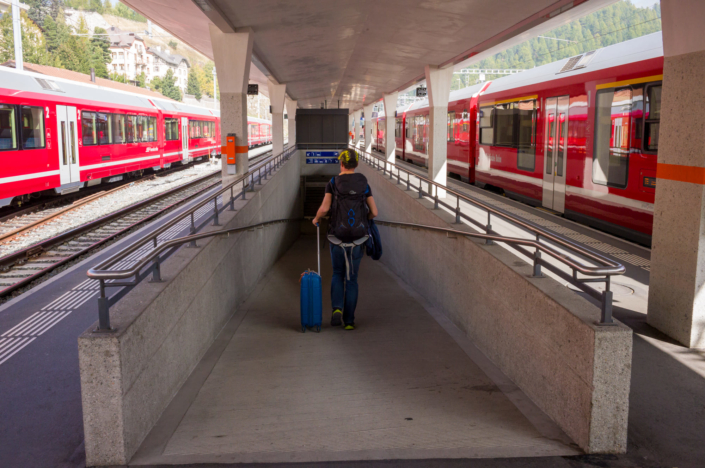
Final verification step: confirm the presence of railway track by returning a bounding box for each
[0,158,211,226]
[0,151,272,302]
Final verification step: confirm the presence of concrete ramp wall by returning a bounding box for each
[358,163,632,454]
[78,154,302,466]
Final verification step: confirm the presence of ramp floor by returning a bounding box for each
[131,235,579,465]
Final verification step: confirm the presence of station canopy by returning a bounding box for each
[123,0,617,109]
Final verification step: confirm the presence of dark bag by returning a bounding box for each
[330,175,370,242]
[365,219,383,260]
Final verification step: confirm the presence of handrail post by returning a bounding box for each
[97,280,111,331]
[533,235,544,277]
[485,212,493,245]
[434,189,439,209]
[600,277,615,325]
[455,196,461,223]
[189,212,197,248]
[418,180,424,199]
[250,174,255,191]
[406,173,410,191]
[258,168,263,184]
[230,186,235,211]
[213,197,220,226]
[150,257,162,283]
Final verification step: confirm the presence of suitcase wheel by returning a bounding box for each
[316,325,321,333]
[302,326,306,333]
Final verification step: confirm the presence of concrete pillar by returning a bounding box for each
[209,25,253,180]
[383,92,399,169]
[353,110,361,147]
[286,97,297,148]
[425,65,454,198]
[267,79,286,155]
[647,0,705,348]
[363,103,374,155]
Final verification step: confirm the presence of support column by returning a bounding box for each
[286,97,297,148]
[647,0,705,348]
[425,65,454,198]
[268,79,286,155]
[353,110,361,147]
[209,25,253,181]
[363,103,374,155]
[383,92,399,169]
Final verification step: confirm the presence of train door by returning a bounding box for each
[56,105,79,185]
[542,96,569,212]
[181,117,189,162]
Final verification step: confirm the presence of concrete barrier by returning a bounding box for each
[78,153,302,466]
[358,163,632,454]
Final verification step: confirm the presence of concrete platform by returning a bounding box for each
[130,235,579,465]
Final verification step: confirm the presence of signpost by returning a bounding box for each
[305,151,339,164]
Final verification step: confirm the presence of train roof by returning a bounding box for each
[0,65,220,118]
[481,31,663,97]
[403,81,487,113]
[248,116,272,124]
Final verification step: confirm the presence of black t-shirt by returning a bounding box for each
[325,173,372,234]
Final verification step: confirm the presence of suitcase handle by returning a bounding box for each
[316,224,321,276]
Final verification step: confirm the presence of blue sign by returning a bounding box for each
[306,158,339,164]
[306,151,339,157]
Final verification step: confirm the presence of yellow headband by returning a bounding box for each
[339,149,358,163]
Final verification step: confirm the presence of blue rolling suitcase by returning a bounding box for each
[300,224,322,332]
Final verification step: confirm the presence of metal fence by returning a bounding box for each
[87,145,296,332]
[355,146,625,325]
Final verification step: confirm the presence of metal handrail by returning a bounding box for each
[356,146,625,325]
[87,145,297,331]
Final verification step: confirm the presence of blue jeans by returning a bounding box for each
[330,244,364,325]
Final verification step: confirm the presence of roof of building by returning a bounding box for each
[149,48,190,68]
[1,60,172,101]
[107,26,144,48]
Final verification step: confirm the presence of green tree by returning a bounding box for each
[157,69,182,101]
[187,68,202,99]
[90,26,111,77]
[0,9,51,65]
[135,71,147,88]
[168,40,178,51]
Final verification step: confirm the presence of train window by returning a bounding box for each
[81,111,97,146]
[20,106,45,149]
[494,103,515,146]
[644,84,661,152]
[249,123,257,137]
[148,117,156,142]
[111,114,126,144]
[516,100,536,171]
[97,113,110,145]
[0,104,17,150]
[395,118,402,138]
[125,115,135,143]
[165,118,179,141]
[447,112,455,142]
[479,106,493,145]
[593,87,632,188]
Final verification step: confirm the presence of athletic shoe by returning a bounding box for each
[331,309,343,327]
[344,324,355,330]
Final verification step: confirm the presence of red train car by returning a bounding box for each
[247,116,272,147]
[474,32,662,245]
[0,66,273,208]
[374,32,662,245]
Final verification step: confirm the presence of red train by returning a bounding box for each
[376,32,663,246]
[0,67,272,208]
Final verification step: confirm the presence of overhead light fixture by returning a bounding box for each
[193,0,212,13]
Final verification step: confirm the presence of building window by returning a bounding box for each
[593,87,632,188]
